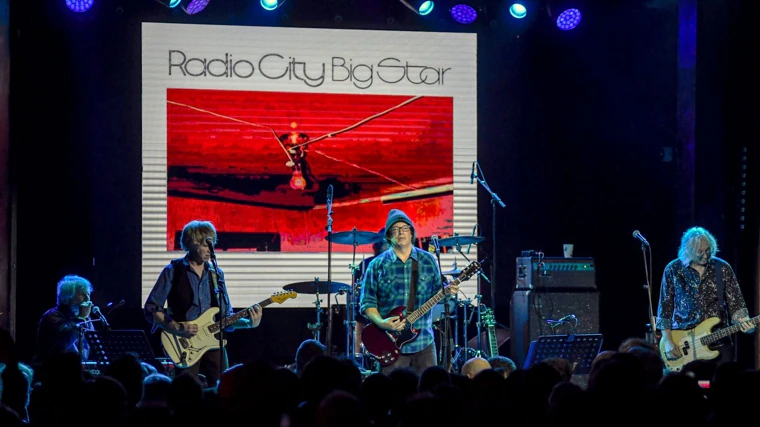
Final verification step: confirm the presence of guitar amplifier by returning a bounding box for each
[515,256,596,290]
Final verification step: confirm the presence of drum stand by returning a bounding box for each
[307,283,323,341]
[344,230,361,359]
[454,242,484,355]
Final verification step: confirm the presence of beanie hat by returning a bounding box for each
[385,209,414,235]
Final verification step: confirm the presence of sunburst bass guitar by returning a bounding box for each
[659,314,760,372]
[161,290,297,368]
[362,261,482,367]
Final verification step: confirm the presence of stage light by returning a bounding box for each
[399,0,435,17]
[450,4,477,24]
[66,0,94,13]
[154,0,182,8]
[183,0,209,15]
[509,3,527,19]
[556,8,582,30]
[261,0,286,11]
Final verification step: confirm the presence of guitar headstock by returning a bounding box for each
[271,290,297,304]
[482,307,495,326]
[455,261,482,282]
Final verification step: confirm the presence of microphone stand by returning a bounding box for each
[208,243,226,376]
[640,241,657,344]
[325,185,334,354]
[432,237,452,371]
[474,161,505,321]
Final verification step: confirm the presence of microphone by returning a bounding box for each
[92,306,111,330]
[430,235,440,254]
[470,161,477,184]
[205,237,217,258]
[326,184,333,211]
[632,230,650,246]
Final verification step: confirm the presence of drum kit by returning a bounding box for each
[281,228,507,373]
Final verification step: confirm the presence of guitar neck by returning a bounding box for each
[702,314,760,345]
[210,298,274,333]
[406,289,446,324]
[405,263,478,324]
[488,324,498,356]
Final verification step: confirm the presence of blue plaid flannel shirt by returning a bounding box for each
[359,246,443,354]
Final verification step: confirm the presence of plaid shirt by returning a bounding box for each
[360,246,442,354]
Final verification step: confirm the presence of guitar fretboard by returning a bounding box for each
[208,298,274,333]
[488,325,498,357]
[399,261,480,324]
[406,290,446,324]
[700,315,760,345]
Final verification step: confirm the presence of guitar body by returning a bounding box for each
[362,306,419,367]
[161,307,227,369]
[158,290,297,369]
[659,317,722,372]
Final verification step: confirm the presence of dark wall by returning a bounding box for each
[9,0,757,365]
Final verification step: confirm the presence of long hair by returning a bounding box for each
[56,275,93,306]
[180,220,217,251]
[678,227,719,266]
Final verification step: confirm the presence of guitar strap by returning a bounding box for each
[209,266,221,308]
[407,258,419,311]
[714,257,727,324]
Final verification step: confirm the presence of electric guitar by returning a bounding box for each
[483,307,498,358]
[659,314,760,372]
[362,261,482,367]
[161,290,297,368]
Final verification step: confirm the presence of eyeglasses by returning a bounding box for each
[389,226,412,235]
[697,249,712,257]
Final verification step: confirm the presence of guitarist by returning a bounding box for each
[143,220,263,386]
[359,209,458,375]
[656,226,755,365]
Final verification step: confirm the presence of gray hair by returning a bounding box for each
[678,227,719,266]
[56,275,93,306]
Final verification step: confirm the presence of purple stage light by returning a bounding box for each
[556,8,582,30]
[184,0,210,15]
[450,4,478,24]
[66,0,94,13]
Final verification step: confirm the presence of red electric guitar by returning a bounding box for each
[362,260,482,366]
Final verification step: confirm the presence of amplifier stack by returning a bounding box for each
[509,255,601,368]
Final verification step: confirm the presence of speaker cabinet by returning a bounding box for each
[509,289,600,368]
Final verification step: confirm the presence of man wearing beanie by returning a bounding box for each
[359,209,459,374]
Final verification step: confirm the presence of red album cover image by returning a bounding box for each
[166,88,454,252]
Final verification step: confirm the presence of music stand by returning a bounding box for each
[522,334,603,375]
[84,329,159,368]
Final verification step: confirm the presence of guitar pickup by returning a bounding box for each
[179,338,189,349]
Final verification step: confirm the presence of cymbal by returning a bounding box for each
[326,229,384,246]
[437,235,484,247]
[441,267,462,276]
[467,328,511,349]
[283,280,351,294]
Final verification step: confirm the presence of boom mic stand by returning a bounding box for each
[325,185,335,354]
[634,231,657,344]
[473,161,506,321]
